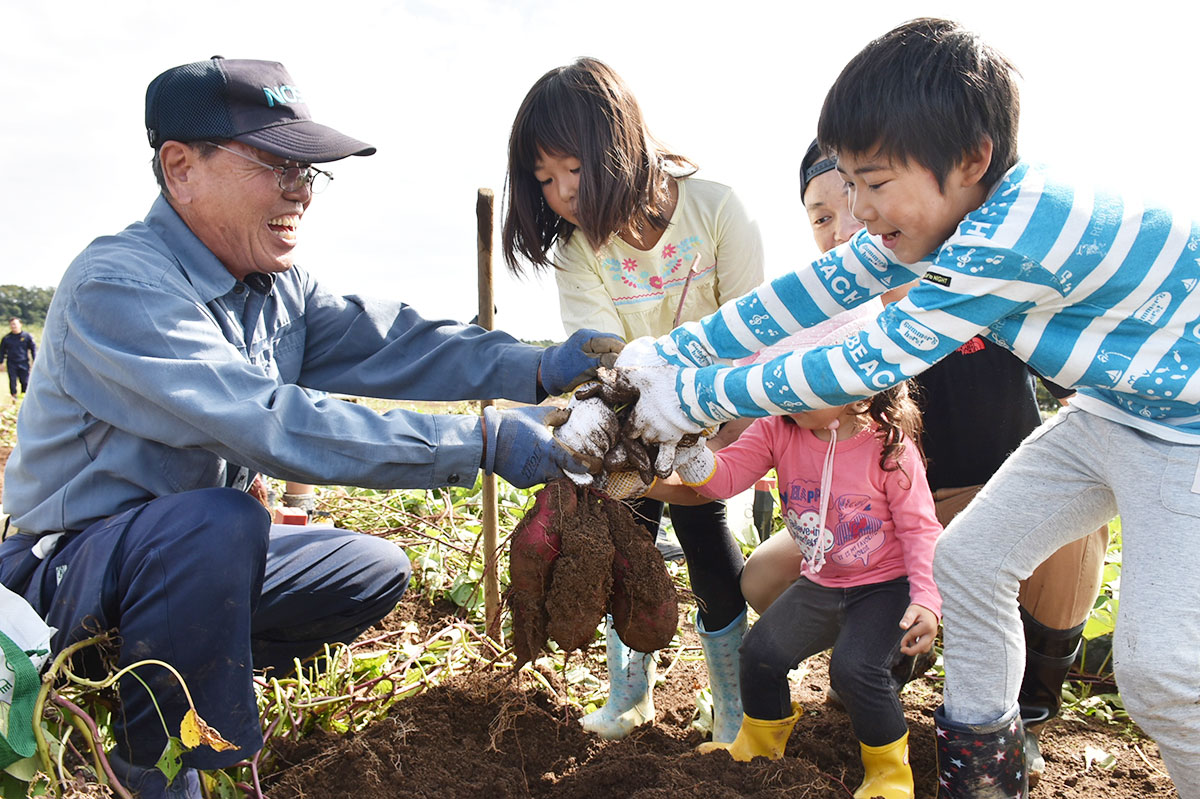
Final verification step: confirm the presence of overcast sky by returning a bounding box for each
[4,0,1198,341]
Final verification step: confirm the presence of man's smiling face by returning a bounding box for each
[175,141,314,280]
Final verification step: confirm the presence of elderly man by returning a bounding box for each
[0,57,616,797]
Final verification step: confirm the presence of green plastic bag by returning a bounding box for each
[0,584,54,769]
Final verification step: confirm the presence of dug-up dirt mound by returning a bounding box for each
[264,593,1180,799]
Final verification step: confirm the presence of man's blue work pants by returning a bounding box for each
[0,487,411,770]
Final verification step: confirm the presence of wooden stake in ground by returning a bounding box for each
[476,188,501,640]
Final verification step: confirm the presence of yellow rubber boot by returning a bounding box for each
[696,704,800,761]
[854,731,914,799]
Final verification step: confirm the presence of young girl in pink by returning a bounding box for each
[655,303,941,799]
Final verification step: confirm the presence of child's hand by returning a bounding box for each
[898,603,938,655]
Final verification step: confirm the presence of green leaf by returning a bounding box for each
[155,736,188,783]
[691,687,714,735]
[1082,610,1114,639]
[204,768,243,799]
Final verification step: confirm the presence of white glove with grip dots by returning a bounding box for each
[674,442,717,487]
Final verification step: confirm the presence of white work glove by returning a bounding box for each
[614,336,669,369]
[674,440,717,487]
[614,333,707,369]
[548,383,620,483]
[614,364,704,445]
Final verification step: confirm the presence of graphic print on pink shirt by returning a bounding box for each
[782,482,887,569]
[829,495,886,567]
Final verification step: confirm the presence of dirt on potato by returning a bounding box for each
[544,492,615,652]
[606,498,678,653]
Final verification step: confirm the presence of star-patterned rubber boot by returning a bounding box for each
[933,704,1028,799]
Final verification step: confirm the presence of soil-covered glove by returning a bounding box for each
[615,364,704,445]
[539,329,625,396]
[482,405,587,488]
[549,383,620,479]
[674,441,717,486]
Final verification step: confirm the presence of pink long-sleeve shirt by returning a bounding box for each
[696,417,943,617]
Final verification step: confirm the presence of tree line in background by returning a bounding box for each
[0,285,54,327]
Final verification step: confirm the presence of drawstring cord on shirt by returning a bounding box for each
[809,418,840,574]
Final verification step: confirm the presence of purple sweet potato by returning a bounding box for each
[509,479,576,667]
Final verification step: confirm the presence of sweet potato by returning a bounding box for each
[509,479,576,667]
[605,496,678,653]
[545,492,614,651]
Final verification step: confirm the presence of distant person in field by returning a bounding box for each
[0,317,36,398]
[0,56,619,799]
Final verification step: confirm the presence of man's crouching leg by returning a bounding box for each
[40,487,273,790]
[249,520,411,673]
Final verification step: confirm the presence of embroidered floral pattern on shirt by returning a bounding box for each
[604,235,710,305]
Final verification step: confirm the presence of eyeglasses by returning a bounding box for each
[207,142,334,194]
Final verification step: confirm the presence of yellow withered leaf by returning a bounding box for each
[180,708,237,752]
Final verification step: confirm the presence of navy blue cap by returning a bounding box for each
[800,139,836,202]
[145,56,375,163]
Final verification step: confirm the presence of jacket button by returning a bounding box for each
[447,473,461,485]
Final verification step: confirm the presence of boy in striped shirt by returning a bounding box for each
[611,17,1200,799]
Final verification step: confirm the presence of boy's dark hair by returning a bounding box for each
[501,57,694,274]
[818,17,1020,189]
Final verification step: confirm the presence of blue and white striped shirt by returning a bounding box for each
[661,161,1200,443]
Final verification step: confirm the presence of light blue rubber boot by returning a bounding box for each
[580,617,656,739]
[697,609,747,743]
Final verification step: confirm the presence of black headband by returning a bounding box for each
[801,157,837,200]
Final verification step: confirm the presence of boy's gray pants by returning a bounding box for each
[934,406,1200,797]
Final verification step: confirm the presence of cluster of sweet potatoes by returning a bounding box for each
[508,479,678,667]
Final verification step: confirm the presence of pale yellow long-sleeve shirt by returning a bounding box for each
[554,176,764,340]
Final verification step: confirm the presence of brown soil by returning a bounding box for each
[264,591,1180,799]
